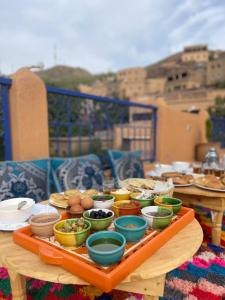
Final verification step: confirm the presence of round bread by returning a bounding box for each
[69,204,84,214]
[64,189,81,196]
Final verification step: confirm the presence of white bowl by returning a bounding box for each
[0,198,35,224]
[93,196,115,209]
[172,161,190,171]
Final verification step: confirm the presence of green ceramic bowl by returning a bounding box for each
[83,209,114,231]
[154,197,182,214]
[141,206,173,229]
[131,192,155,208]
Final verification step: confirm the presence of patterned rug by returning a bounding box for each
[0,244,224,300]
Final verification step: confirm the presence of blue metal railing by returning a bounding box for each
[0,77,12,160]
[211,116,225,147]
[47,86,158,163]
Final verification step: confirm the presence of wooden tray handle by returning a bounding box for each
[39,246,64,265]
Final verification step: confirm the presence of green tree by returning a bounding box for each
[208,96,225,117]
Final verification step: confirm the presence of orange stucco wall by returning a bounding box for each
[8,70,208,163]
[9,68,49,160]
[156,104,208,163]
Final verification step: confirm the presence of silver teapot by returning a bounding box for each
[203,148,220,170]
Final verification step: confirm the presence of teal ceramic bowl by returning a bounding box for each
[130,192,155,208]
[83,209,114,231]
[86,231,126,266]
[154,197,182,214]
[141,206,173,229]
[114,215,148,243]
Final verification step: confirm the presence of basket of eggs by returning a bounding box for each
[67,189,98,217]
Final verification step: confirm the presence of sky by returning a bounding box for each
[0,0,225,75]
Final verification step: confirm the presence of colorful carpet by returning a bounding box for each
[0,244,224,300]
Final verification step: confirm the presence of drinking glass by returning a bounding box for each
[102,177,115,194]
[192,162,202,174]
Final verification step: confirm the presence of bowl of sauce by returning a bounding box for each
[112,200,141,217]
[141,206,173,229]
[110,189,131,201]
[29,213,61,237]
[86,231,126,266]
[114,215,148,243]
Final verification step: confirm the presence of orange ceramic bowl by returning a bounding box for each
[112,200,141,217]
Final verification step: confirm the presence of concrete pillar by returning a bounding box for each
[9,68,49,160]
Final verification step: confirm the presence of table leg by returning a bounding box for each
[7,269,27,300]
[211,211,223,246]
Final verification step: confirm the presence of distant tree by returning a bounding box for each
[208,96,225,117]
[207,96,225,144]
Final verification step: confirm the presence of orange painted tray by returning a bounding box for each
[13,207,194,292]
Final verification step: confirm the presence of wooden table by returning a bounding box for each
[0,218,202,300]
[174,186,225,246]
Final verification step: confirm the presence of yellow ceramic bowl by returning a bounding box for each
[53,219,91,248]
[110,190,131,201]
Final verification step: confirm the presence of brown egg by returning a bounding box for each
[68,195,81,207]
[69,204,84,213]
[81,196,94,209]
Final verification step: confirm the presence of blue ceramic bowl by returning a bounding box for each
[86,231,126,266]
[114,215,148,243]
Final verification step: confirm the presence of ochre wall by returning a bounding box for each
[156,104,208,163]
[9,68,49,160]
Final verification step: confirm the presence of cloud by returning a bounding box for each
[0,0,225,74]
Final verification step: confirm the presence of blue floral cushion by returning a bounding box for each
[107,150,144,187]
[0,159,49,202]
[51,154,103,192]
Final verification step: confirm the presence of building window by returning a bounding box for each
[181,72,187,78]
[175,74,179,80]
[168,76,173,81]
[132,112,152,121]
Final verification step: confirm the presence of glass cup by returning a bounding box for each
[102,177,115,194]
[192,162,202,174]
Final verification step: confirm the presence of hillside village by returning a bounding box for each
[37,45,225,112]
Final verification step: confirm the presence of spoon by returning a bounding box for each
[17,200,27,210]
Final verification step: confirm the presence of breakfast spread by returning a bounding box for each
[14,182,197,293]
[161,172,194,185]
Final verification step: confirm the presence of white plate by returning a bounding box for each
[32,204,58,215]
[0,222,28,231]
[195,183,225,193]
[48,199,68,209]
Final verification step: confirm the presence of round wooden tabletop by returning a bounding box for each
[0,219,203,288]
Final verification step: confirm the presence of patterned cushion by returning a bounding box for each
[0,159,49,202]
[51,154,103,192]
[107,150,144,186]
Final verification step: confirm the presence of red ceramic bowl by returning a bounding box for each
[112,200,141,217]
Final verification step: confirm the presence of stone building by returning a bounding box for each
[117,67,147,98]
[79,45,225,110]
[181,45,209,63]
